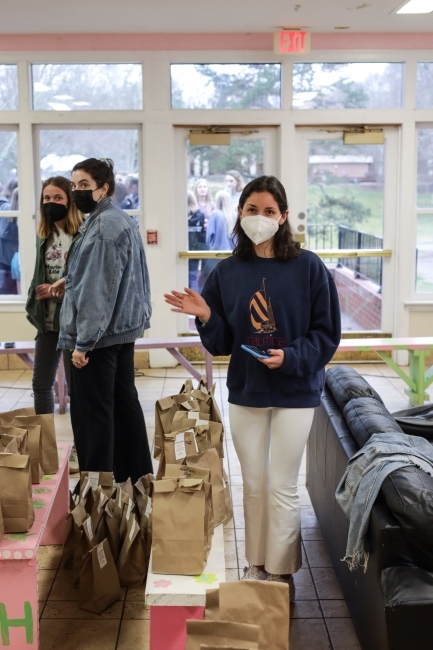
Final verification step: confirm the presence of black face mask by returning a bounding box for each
[44,202,68,223]
[72,189,97,214]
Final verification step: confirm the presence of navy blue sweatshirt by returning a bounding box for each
[197,250,341,408]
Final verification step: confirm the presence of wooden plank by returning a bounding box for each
[337,337,433,352]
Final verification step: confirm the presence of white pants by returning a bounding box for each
[229,404,315,575]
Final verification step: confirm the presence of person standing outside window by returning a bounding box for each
[53,158,153,483]
[165,175,341,600]
[26,176,83,471]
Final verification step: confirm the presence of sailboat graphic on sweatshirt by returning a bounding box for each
[250,278,277,334]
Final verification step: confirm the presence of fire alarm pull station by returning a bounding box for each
[147,230,158,245]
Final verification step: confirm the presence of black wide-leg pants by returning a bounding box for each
[70,342,153,483]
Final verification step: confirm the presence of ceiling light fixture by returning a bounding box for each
[397,0,433,13]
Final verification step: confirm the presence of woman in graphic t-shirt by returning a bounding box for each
[165,175,341,600]
[26,177,83,467]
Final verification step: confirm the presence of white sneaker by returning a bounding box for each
[242,565,268,581]
[69,445,80,475]
[267,573,295,601]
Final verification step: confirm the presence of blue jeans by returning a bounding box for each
[33,331,71,414]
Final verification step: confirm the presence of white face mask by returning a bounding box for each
[240,214,281,245]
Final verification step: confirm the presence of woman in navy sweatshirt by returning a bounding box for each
[165,175,341,599]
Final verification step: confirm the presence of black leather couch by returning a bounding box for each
[306,366,433,650]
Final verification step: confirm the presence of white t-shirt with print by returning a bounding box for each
[44,228,73,330]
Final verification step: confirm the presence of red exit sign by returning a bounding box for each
[274,30,311,55]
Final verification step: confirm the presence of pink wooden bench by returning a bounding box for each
[0,445,70,649]
[0,337,213,415]
[337,337,433,406]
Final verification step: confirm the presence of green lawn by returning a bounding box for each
[307,184,384,237]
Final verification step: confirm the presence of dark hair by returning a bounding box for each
[225,169,244,192]
[232,175,301,262]
[72,157,115,196]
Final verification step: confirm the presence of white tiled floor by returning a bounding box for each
[1,361,429,650]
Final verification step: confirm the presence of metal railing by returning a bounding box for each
[337,225,383,286]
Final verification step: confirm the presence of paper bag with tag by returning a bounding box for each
[154,393,197,460]
[117,513,148,587]
[0,453,34,533]
[79,538,121,613]
[151,477,211,575]
[73,512,95,585]
[185,621,259,650]
[183,448,230,527]
[95,498,121,562]
[63,499,87,568]
[156,427,199,480]
[14,414,58,474]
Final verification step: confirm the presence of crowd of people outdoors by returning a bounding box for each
[0,178,19,294]
[187,169,244,290]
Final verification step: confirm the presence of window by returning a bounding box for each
[171,64,281,109]
[416,63,433,108]
[38,128,140,209]
[32,64,143,110]
[293,62,404,109]
[416,129,433,293]
[0,129,19,295]
[0,65,18,110]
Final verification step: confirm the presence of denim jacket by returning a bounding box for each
[57,197,151,352]
[335,431,433,572]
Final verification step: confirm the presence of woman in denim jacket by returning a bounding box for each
[54,158,153,483]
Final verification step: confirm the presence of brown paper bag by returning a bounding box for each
[164,463,210,483]
[205,589,220,620]
[0,453,34,533]
[133,474,154,513]
[15,414,58,474]
[218,581,290,650]
[156,427,199,480]
[154,393,197,459]
[79,476,95,515]
[151,477,208,575]
[110,486,125,522]
[0,407,35,424]
[0,426,28,454]
[0,500,4,541]
[26,424,44,485]
[79,538,121,613]
[119,493,136,543]
[80,471,114,498]
[0,435,19,454]
[185,621,260,650]
[185,449,229,527]
[95,499,121,562]
[91,486,109,532]
[117,513,148,587]
[119,477,134,499]
[72,508,94,585]
[63,499,87,568]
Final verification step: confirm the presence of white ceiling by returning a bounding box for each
[1,0,433,34]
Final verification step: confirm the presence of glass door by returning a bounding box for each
[293,127,399,333]
[175,127,278,330]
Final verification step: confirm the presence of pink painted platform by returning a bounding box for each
[145,524,225,650]
[0,444,70,649]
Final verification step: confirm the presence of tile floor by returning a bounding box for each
[1,361,430,650]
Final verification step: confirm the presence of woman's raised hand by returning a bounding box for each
[164,288,211,323]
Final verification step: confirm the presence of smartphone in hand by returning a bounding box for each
[241,344,271,360]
